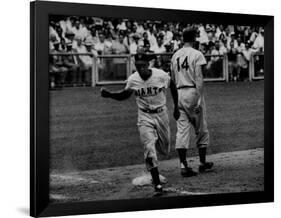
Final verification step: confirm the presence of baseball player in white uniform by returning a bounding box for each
[101,53,172,195]
[170,28,214,177]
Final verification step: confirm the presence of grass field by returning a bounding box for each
[50,81,264,173]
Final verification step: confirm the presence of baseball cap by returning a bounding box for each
[134,52,156,62]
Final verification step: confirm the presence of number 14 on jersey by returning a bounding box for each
[176,56,189,71]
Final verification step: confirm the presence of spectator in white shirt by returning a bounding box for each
[150,36,166,54]
[62,42,79,85]
[85,27,99,48]
[249,27,258,43]
[129,34,141,54]
[77,40,97,85]
[162,24,173,45]
[238,42,253,81]
[242,42,253,62]
[227,32,238,49]
[236,36,245,52]
[135,21,145,35]
[72,20,88,41]
[146,23,157,48]
[171,32,182,51]
[209,41,223,78]
[116,19,127,31]
[215,25,223,40]
[197,24,209,44]
[76,37,87,55]
[59,18,67,37]
[64,16,77,37]
[94,33,112,55]
[49,23,60,42]
[111,34,130,54]
[206,26,215,44]
[252,28,264,52]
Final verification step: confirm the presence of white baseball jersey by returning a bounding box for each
[170,47,206,88]
[125,68,170,110]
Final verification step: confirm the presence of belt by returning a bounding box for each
[177,85,196,89]
[140,107,164,114]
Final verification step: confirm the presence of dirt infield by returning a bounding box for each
[50,148,264,203]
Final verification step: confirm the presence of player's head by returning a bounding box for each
[182,28,197,43]
[134,53,155,75]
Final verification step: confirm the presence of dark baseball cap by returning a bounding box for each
[134,53,156,62]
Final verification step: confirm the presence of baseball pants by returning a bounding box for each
[175,88,209,149]
[137,107,170,171]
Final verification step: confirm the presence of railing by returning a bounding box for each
[49,52,264,88]
[93,53,228,85]
[202,54,227,81]
[94,55,132,86]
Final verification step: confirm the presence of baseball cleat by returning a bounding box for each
[199,162,214,173]
[153,184,164,196]
[180,167,198,177]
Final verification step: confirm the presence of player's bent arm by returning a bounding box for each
[101,87,133,101]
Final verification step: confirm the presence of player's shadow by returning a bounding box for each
[17,207,29,215]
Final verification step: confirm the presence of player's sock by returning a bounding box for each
[150,167,161,186]
[198,147,207,165]
[177,148,188,168]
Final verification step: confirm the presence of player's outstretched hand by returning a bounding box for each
[173,107,180,120]
[100,87,111,98]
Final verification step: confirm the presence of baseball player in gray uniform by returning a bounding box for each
[101,53,172,195]
[170,28,214,177]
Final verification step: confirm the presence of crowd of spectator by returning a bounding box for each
[49,15,264,87]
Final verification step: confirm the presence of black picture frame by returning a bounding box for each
[30,1,274,217]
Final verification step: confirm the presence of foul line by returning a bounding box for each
[165,187,208,195]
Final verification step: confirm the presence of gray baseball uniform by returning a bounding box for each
[171,46,209,149]
[125,67,171,170]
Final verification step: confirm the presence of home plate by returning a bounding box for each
[132,172,167,186]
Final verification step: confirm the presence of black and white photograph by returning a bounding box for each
[48,14,265,202]
[1,0,279,217]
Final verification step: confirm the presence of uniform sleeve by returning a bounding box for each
[124,75,135,90]
[195,52,207,66]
